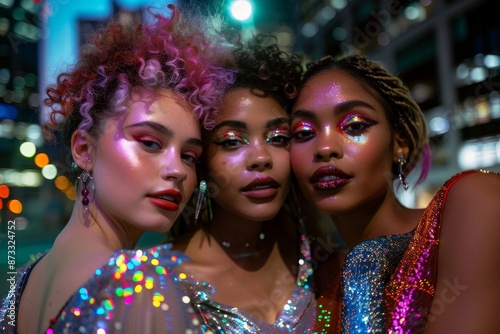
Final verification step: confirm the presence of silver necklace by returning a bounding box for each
[221,232,266,248]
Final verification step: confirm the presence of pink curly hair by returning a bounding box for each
[43,4,236,145]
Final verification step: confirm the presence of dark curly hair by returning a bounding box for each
[303,54,430,185]
[43,4,237,156]
[230,33,304,112]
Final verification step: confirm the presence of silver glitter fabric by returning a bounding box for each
[341,232,413,333]
[180,233,317,333]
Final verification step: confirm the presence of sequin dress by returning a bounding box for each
[180,233,317,333]
[0,244,203,334]
[314,170,489,334]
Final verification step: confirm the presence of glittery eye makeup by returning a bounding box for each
[292,121,315,134]
[266,126,290,144]
[291,121,317,142]
[213,130,249,147]
[338,114,376,143]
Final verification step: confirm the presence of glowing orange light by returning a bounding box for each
[54,175,70,190]
[65,185,76,201]
[0,184,9,198]
[34,153,50,168]
[0,199,3,210]
[8,199,22,214]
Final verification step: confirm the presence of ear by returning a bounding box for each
[392,132,410,163]
[71,130,95,172]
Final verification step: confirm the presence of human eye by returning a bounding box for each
[291,121,317,142]
[132,135,162,150]
[181,153,200,165]
[212,131,249,148]
[266,127,290,147]
[340,114,376,138]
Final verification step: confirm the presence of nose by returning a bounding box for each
[247,142,273,171]
[162,149,188,182]
[314,129,342,162]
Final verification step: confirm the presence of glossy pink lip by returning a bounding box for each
[147,189,182,211]
[241,177,280,200]
[310,165,351,191]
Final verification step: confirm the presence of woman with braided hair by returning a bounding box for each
[0,4,236,333]
[289,54,500,333]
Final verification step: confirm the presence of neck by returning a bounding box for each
[207,206,277,259]
[66,202,142,251]
[331,191,413,249]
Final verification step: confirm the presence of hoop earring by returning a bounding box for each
[76,170,95,210]
[398,155,409,191]
[195,180,207,222]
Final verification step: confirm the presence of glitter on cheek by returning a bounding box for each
[347,133,368,143]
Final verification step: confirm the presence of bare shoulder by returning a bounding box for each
[426,171,500,332]
[440,170,500,258]
[445,170,500,201]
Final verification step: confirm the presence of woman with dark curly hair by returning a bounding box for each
[290,54,500,333]
[171,33,316,332]
[0,4,236,333]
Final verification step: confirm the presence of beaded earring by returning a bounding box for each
[76,170,95,210]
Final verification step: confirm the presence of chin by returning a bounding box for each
[242,208,281,222]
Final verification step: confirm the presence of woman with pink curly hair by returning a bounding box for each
[0,4,235,333]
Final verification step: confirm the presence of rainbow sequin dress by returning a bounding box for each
[0,244,203,333]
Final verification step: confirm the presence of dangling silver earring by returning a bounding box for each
[398,155,409,190]
[195,180,207,222]
[76,170,95,210]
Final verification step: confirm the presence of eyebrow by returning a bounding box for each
[212,120,247,132]
[266,117,290,129]
[127,121,202,147]
[212,117,290,132]
[292,100,378,121]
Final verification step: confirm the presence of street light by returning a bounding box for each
[229,0,255,41]
[230,0,253,21]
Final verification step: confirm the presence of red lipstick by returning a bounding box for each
[147,189,182,211]
[310,165,351,191]
[241,177,280,200]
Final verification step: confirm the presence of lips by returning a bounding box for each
[241,177,280,200]
[310,165,351,191]
[147,189,182,211]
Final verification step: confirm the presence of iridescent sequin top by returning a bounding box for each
[314,170,489,334]
[180,232,316,333]
[0,244,203,333]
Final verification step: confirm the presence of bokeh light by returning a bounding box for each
[0,184,9,198]
[34,152,49,168]
[230,0,253,21]
[54,175,70,191]
[19,141,36,157]
[41,164,58,180]
[8,199,22,214]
